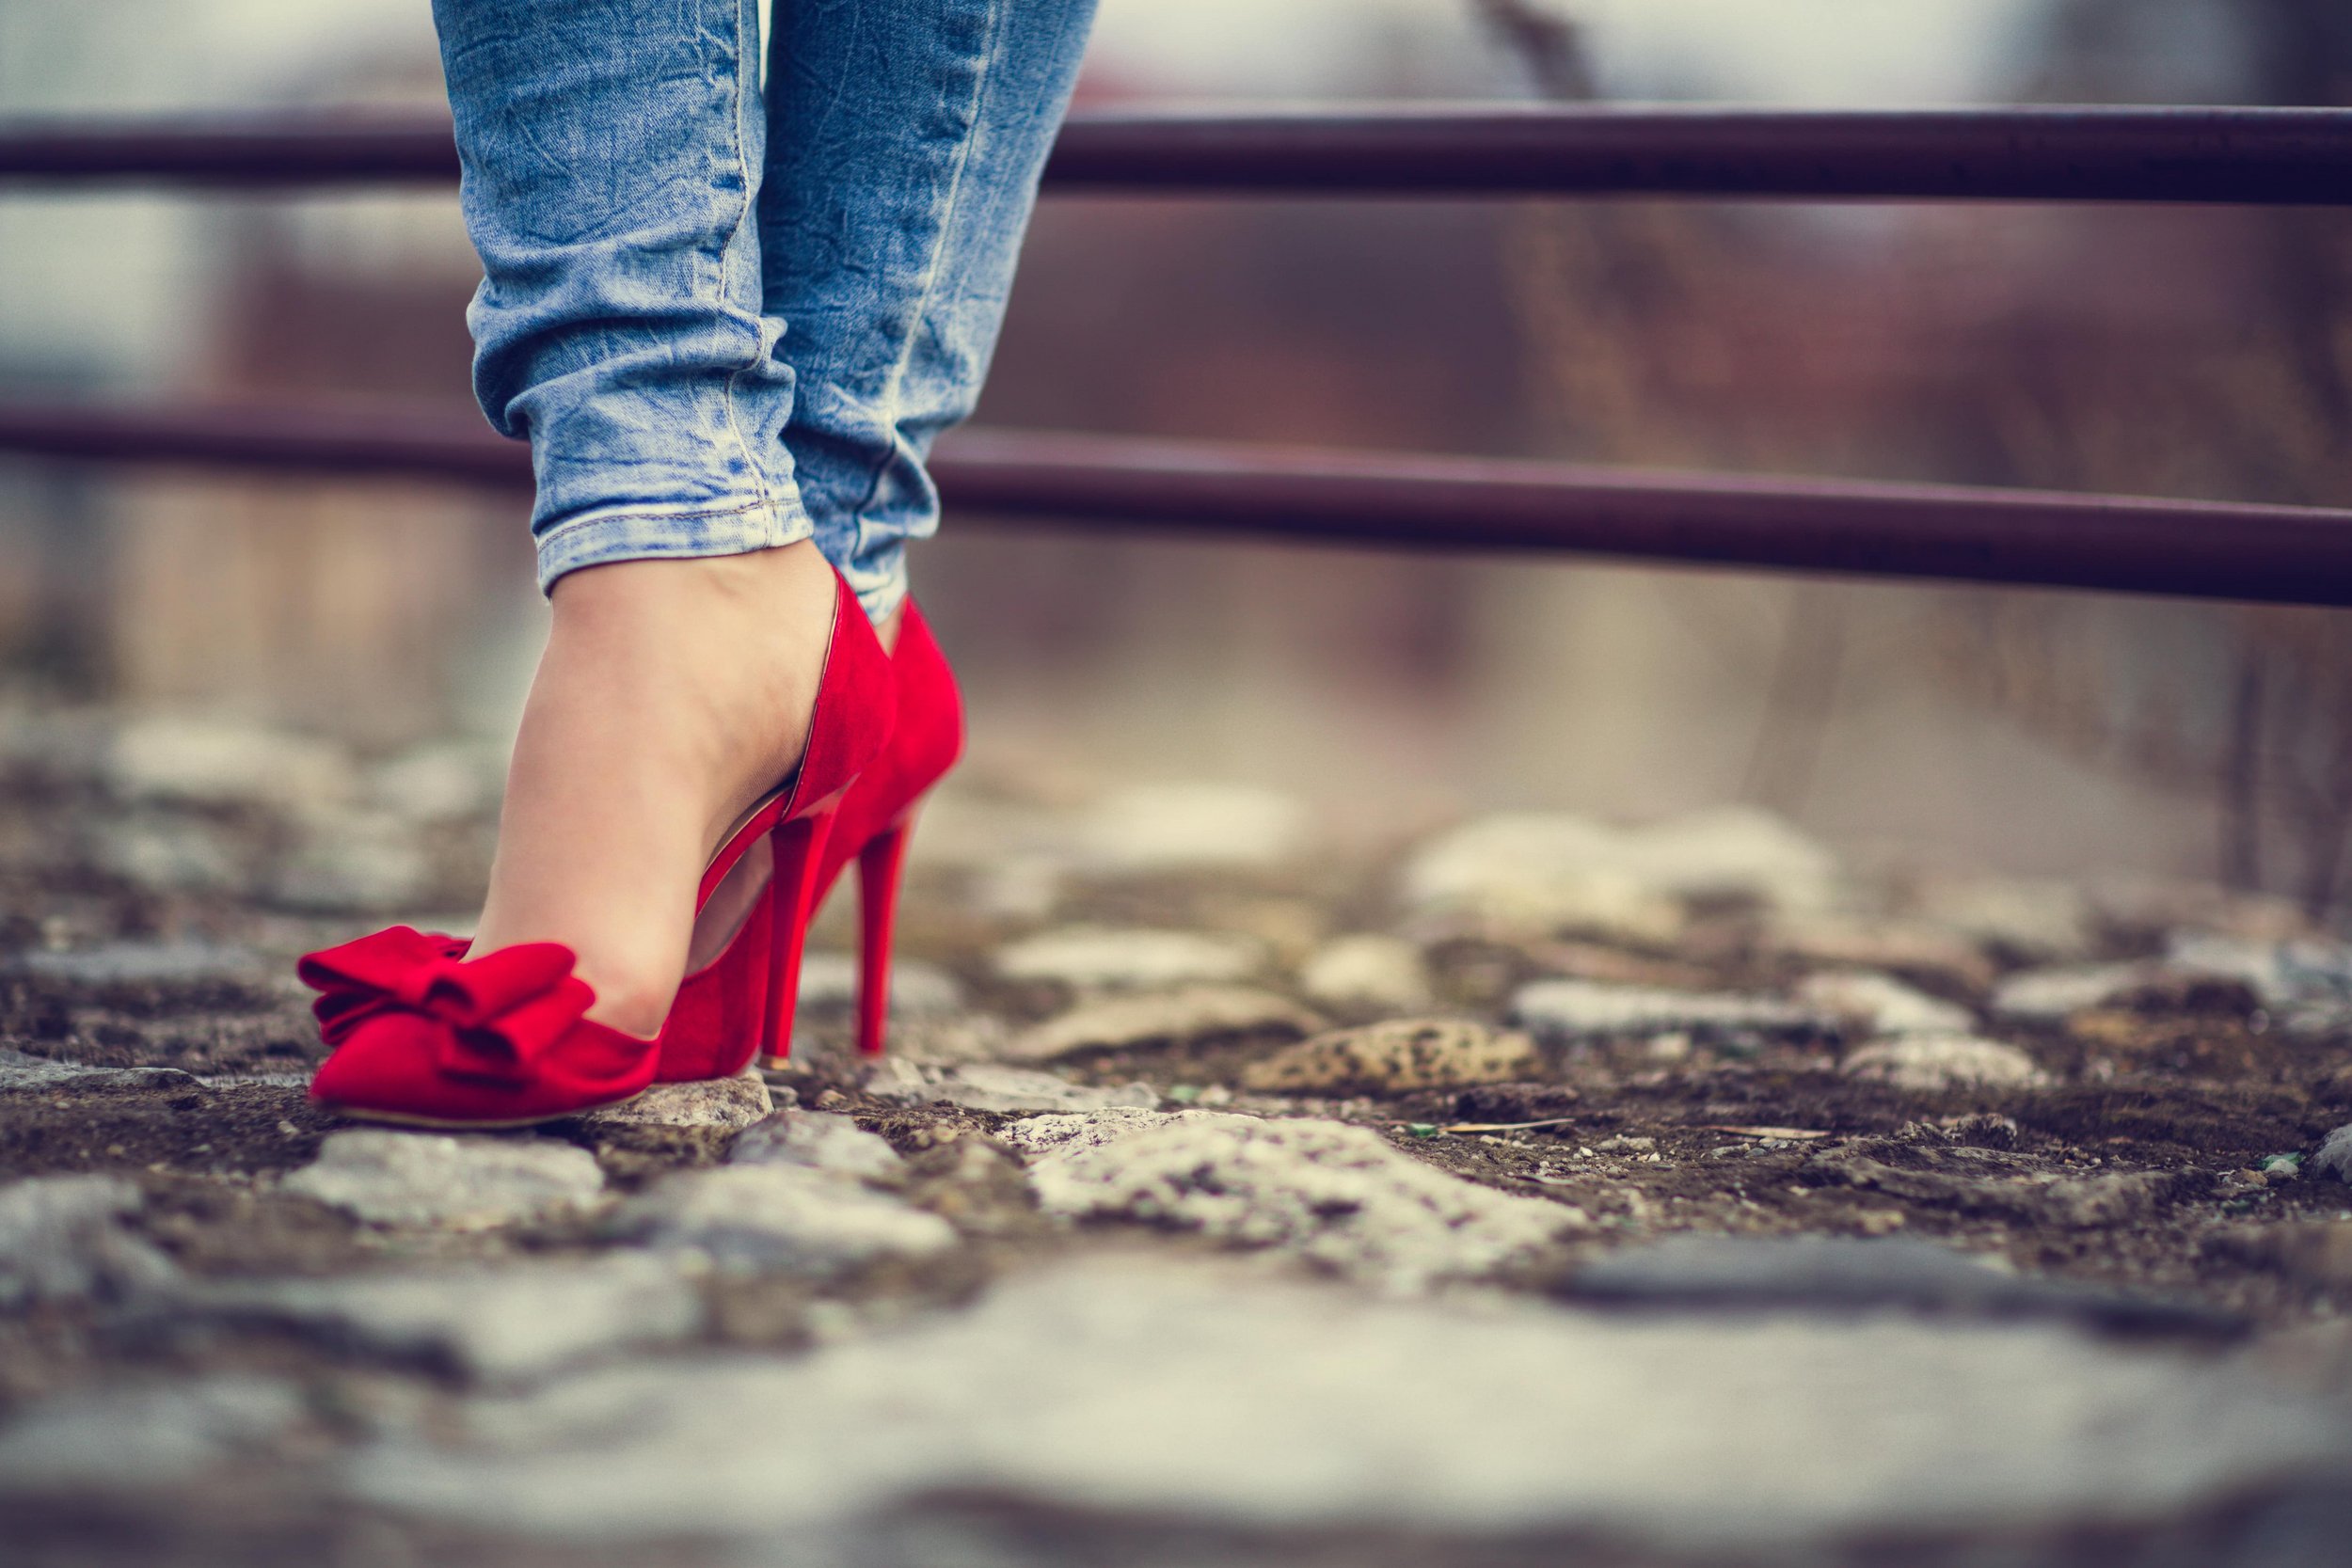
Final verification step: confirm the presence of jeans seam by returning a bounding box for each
[534,499,814,595]
[849,0,1005,539]
[537,497,777,544]
[715,0,772,519]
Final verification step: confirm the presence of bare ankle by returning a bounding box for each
[549,539,829,623]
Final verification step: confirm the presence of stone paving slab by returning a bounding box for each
[1020,1114,1580,1290]
[282,1130,608,1230]
[342,1257,2352,1555]
[167,1253,706,1384]
[1556,1234,2247,1338]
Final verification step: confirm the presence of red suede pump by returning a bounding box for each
[299,571,895,1128]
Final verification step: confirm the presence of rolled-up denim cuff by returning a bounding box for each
[533,496,815,595]
[839,543,910,626]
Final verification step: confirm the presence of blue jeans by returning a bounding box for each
[432,0,1098,620]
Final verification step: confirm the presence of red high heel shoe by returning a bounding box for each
[298,571,896,1129]
[656,596,963,1079]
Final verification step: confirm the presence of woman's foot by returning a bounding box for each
[468,541,845,1037]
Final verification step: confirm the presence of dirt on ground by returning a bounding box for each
[6,728,2352,1308]
[7,714,2352,1567]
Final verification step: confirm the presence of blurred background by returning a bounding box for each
[1,0,2349,912]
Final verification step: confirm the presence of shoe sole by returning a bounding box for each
[312,1089,646,1132]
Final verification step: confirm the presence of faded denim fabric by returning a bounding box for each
[432,0,1098,619]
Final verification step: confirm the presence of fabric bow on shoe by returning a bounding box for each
[296,927,595,1085]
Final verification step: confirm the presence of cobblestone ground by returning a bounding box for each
[5,707,2352,1567]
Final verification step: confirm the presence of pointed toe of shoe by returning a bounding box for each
[308,1014,654,1130]
[300,929,659,1127]
[307,1014,520,1126]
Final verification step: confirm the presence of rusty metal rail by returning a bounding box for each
[4,400,2349,607]
[2,105,2351,203]
[1,103,2348,607]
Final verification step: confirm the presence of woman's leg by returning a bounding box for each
[429,0,1097,1037]
[686,0,1100,975]
[438,0,799,578]
[433,0,844,1035]
[759,0,1101,628]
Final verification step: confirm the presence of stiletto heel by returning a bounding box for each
[855,816,914,1055]
[758,808,835,1069]
[300,570,893,1127]
[659,595,963,1073]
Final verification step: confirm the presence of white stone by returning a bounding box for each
[1992,963,2159,1022]
[1003,985,1320,1063]
[283,1131,607,1230]
[795,951,964,1018]
[993,927,1264,990]
[88,813,248,895]
[196,1071,313,1090]
[367,739,503,823]
[341,1259,2351,1549]
[1796,972,1974,1037]
[2314,1125,2352,1185]
[13,940,262,987]
[578,1072,771,1132]
[998,1107,1261,1158]
[1025,1117,1580,1291]
[1760,913,1996,991]
[728,1112,908,1187]
[2165,934,2296,1005]
[858,1056,934,1100]
[1402,814,1636,915]
[898,791,1060,869]
[2034,1173,2169,1230]
[0,1049,101,1091]
[1402,806,1836,939]
[192,1254,703,1384]
[1915,878,2094,961]
[269,810,431,912]
[866,1060,1159,1115]
[608,1165,955,1273]
[105,714,355,812]
[2167,933,2352,1023]
[0,1376,305,1494]
[0,1174,178,1309]
[1510,979,1824,1044]
[2086,878,2311,943]
[1841,1036,2048,1091]
[0,1048,195,1093]
[917,783,1305,887]
[889,1018,1016,1068]
[1421,861,1683,945]
[1298,934,1435,1011]
[1074,782,1309,873]
[963,857,1063,921]
[1619,806,1841,911]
